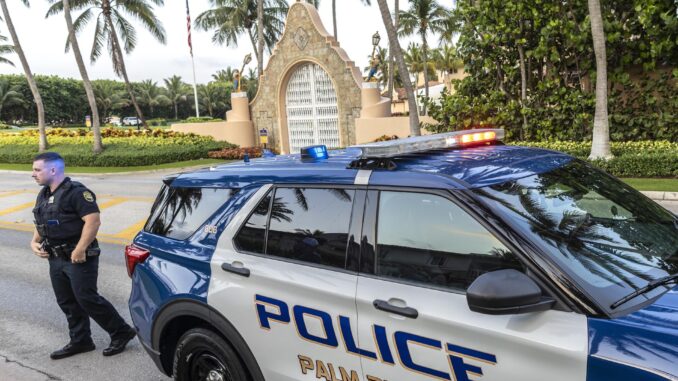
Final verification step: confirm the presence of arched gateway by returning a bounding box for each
[285,63,340,153]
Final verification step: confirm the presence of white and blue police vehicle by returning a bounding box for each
[125,129,678,381]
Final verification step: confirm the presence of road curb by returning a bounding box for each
[641,191,678,201]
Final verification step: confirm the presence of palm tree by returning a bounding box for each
[375,0,420,135]
[0,79,24,120]
[399,0,449,115]
[198,83,227,118]
[405,43,436,88]
[92,80,128,120]
[163,75,188,120]
[195,0,288,74]
[388,0,398,101]
[59,0,103,153]
[432,44,463,87]
[46,0,167,131]
[1,0,48,151]
[136,79,168,117]
[587,0,612,160]
[212,67,236,83]
[0,31,13,66]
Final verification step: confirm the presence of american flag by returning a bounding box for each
[186,0,193,56]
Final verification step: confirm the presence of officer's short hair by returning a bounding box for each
[33,152,65,166]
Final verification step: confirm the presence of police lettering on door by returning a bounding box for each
[255,295,498,381]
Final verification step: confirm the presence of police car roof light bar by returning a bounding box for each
[300,145,329,161]
[352,129,505,159]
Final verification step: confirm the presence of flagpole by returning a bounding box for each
[186,0,199,118]
[191,54,199,118]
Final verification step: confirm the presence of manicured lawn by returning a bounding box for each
[621,178,678,192]
[0,158,231,173]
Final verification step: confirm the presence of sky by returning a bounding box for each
[0,0,433,84]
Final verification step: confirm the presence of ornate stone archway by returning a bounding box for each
[250,1,362,154]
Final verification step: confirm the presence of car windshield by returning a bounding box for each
[473,159,678,311]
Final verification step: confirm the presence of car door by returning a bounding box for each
[210,185,367,381]
[354,189,589,381]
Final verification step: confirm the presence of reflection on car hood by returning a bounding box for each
[587,285,678,380]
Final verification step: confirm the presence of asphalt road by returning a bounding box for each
[0,171,177,381]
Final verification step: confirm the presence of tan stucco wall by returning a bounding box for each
[355,116,438,144]
[171,121,255,146]
[250,1,362,154]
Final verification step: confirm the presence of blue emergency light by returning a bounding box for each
[300,145,329,160]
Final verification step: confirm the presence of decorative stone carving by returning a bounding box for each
[293,27,309,50]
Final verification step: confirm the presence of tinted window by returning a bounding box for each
[147,187,236,240]
[145,184,170,231]
[376,191,522,290]
[475,159,678,310]
[234,192,272,254]
[266,188,355,268]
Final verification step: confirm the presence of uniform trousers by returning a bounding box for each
[48,255,129,344]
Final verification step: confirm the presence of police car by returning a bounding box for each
[126,129,678,381]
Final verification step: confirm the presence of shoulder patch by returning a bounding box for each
[83,191,94,202]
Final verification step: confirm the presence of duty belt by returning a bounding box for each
[42,241,101,259]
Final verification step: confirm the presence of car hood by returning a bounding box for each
[588,285,678,380]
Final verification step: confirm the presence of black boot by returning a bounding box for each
[103,328,136,357]
[50,341,96,360]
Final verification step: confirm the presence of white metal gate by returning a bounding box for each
[285,63,340,153]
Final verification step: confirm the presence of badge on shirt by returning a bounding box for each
[48,196,55,204]
[83,191,94,202]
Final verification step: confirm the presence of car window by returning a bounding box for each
[264,187,355,269]
[375,191,523,291]
[234,192,272,254]
[475,159,678,310]
[146,187,236,240]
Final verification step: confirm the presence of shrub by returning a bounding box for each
[177,116,223,124]
[209,147,262,160]
[0,134,234,167]
[147,118,167,126]
[373,135,400,142]
[508,140,678,178]
[0,123,10,130]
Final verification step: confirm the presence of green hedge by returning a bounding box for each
[0,134,234,167]
[509,141,678,178]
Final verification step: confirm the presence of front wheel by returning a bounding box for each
[173,328,249,381]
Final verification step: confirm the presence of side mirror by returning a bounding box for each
[466,269,555,315]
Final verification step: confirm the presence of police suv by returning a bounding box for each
[126,129,678,381]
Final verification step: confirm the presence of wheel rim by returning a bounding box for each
[189,351,228,381]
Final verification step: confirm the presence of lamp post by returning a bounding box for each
[371,31,381,58]
[238,53,252,92]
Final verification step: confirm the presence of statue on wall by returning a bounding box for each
[233,70,241,92]
[366,55,381,82]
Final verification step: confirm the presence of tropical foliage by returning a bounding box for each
[427,0,678,142]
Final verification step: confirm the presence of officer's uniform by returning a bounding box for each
[33,177,131,346]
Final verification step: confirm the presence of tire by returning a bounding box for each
[173,328,249,381]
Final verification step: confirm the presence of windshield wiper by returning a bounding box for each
[611,274,678,309]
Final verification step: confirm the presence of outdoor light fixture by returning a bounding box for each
[243,53,252,65]
[372,31,381,47]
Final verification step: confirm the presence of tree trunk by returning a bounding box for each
[421,33,429,116]
[587,0,612,160]
[332,0,337,40]
[0,0,48,152]
[63,0,102,153]
[247,30,262,77]
[376,0,420,135]
[518,44,528,140]
[387,0,398,102]
[257,0,264,76]
[174,102,178,120]
[102,2,148,130]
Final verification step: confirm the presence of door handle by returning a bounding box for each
[373,299,418,319]
[221,262,250,277]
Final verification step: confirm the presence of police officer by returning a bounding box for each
[30,152,136,360]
